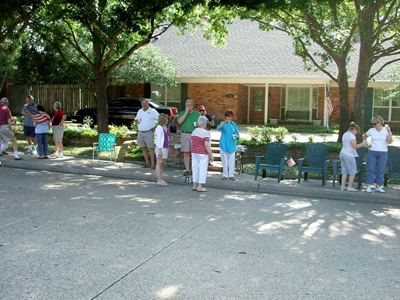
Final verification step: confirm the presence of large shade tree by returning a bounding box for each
[30,0,233,133]
[239,0,359,142]
[0,0,40,92]
[352,0,400,134]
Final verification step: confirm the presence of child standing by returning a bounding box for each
[155,113,170,187]
[217,110,240,181]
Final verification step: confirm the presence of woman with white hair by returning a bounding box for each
[51,101,66,158]
[191,116,214,192]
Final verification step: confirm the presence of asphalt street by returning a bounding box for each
[1,168,400,299]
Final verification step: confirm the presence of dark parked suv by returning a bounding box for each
[71,97,179,127]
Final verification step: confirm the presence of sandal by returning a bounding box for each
[141,164,150,168]
[197,188,207,192]
[157,181,168,187]
[1,151,9,155]
[221,177,228,180]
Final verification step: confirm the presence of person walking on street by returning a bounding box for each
[0,97,22,160]
[51,102,66,158]
[21,95,38,155]
[339,122,368,192]
[363,115,393,193]
[217,110,239,181]
[135,99,159,168]
[177,99,201,176]
[155,113,170,187]
[191,116,214,192]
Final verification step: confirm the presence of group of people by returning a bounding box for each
[143,98,239,192]
[339,115,393,193]
[2,94,393,194]
[0,95,66,165]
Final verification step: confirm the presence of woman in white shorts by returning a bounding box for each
[51,102,66,158]
[155,114,170,187]
[339,122,367,192]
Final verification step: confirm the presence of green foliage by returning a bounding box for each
[125,147,145,159]
[291,133,300,142]
[108,125,130,138]
[247,125,288,143]
[63,125,98,138]
[320,133,327,142]
[109,45,178,88]
[265,123,337,134]
[307,135,314,143]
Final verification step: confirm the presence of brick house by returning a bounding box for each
[149,19,398,126]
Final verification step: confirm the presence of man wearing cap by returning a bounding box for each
[198,105,215,131]
[0,97,22,160]
[135,99,159,168]
[21,95,38,155]
[177,99,201,176]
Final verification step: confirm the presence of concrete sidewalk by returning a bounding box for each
[1,153,399,205]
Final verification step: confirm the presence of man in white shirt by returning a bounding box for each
[135,99,159,168]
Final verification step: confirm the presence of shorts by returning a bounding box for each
[156,147,169,159]
[180,132,192,152]
[52,125,65,142]
[24,126,36,138]
[339,152,357,175]
[137,130,155,148]
[0,125,15,144]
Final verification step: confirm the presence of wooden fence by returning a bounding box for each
[8,84,96,118]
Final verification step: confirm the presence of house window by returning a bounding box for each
[373,88,400,121]
[252,90,264,111]
[151,83,181,108]
[280,86,318,121]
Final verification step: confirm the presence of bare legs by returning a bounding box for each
[142,146,155,167]
[156,158,167,186]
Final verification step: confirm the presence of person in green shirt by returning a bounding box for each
[178,99,201,176]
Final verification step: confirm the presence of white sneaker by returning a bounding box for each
[51,152,58,157]
[365,186,372,193]
[347,187,358,192]
[24,149,32,154]
[56,153,63,158]
[31,150,37,155]
[340,187,347,191]
[375,186,385,193]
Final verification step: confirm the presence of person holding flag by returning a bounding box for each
[28,105,51,159]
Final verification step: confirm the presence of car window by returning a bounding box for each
[108,100,124,108]
[148,99,162,107]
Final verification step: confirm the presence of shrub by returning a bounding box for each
[307,135,314,143]
[247,125,288,143]
[291,133,300,142]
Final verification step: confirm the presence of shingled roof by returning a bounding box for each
[154,19,391,82]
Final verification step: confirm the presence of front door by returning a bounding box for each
[249,87,265,124]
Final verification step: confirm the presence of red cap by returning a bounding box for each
[198,105,205,111]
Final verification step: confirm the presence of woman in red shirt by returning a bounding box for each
[51,102,66,158]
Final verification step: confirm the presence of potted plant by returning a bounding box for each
[269,117,278,124]
[313,118,321,126]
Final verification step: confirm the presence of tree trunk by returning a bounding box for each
[94,73,109,133]
[352,4,375,139]
[336,64,350,143]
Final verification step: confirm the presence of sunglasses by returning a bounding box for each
[372,122,378,125]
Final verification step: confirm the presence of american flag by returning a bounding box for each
[326,87,333,116]
[26,106,51,124]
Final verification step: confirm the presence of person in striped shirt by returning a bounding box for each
[191,116,214,192]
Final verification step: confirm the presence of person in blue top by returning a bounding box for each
[217,110,240,181]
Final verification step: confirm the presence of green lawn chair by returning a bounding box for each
[332,147,367,190]
[384,147,400,186]
[255,142,288,182]
[92,133,117,164]
[297,143,330,185]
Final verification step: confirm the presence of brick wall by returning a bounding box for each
[187,83,248,123]
[268,86,282,120]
